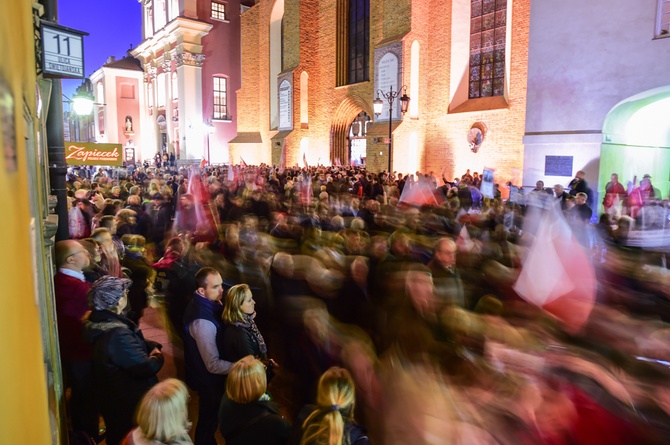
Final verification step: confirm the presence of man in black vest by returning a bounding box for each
[183,267,233,445]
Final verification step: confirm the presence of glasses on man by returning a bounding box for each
[66,250,89,259]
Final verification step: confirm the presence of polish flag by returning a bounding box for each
[513,203,596,333]
[240,157,248,168]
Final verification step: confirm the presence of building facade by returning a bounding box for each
[0,1,63,443]
[231,0,530,186]
[523,0,670,207]
[89,56,147,164]
[132,0,255,165]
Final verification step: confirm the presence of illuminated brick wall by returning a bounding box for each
[233,0,529,186]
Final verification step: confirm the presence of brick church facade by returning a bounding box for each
[231,0,530,185]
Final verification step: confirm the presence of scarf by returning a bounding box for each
[234,313,267,356]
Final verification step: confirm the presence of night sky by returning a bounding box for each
[58,0,142,105]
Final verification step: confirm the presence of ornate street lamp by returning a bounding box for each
[71,91,94,115]
[373,85,410,174]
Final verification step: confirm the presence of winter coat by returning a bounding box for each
[218,395,290,445]
[85,309,163,434]
[217,323,264,363]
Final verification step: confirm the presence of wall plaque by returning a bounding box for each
[374,42,404,121]
[278,79,293,130]
[544,155,573,177]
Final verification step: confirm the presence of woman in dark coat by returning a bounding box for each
[85,276,164,445]
[218,356,290,445]
[218,284,276,368]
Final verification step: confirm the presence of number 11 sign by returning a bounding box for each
[40,20,88,79]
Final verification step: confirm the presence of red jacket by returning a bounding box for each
[53,272,93,361]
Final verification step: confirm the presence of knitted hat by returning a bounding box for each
[88,276,132,311]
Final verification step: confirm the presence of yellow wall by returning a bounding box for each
[0,1,51,443]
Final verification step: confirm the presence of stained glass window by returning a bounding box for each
[469,0,506,98]
[348,0,370,84]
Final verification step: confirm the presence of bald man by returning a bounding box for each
[54,240,100,440]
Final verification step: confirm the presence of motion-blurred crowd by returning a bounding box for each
[54,162,670,445]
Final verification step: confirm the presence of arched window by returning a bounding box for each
[213,76,229,120]
[157,73,166,108]
[348,0,369,84]
[410,40,420,119]
[270,0,285,129]
[300,71,309,127]
[336,0,370,86]
[96,82,104,105]
[468,0,506,98]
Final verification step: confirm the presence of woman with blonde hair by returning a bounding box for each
[123,378,192,445]
[218,284,277,371]
[218,356,290,445]
[293,367,370,445]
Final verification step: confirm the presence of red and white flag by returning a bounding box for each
[303,152,308,168]
[513,203,596,333]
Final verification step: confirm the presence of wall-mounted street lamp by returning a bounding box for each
[373,85,410,174]
[66,78,105,116]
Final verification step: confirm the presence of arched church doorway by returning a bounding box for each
[330,95,373,166]
[348,111,372,166]
[599,85,670,214]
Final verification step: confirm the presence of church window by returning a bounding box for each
[469,0,506,98]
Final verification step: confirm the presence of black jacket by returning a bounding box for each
[218,323,263,362]
[85,311,163,444]
[218,395,290,445]
[84,310,163,413]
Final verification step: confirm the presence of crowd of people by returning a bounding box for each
[53,161,670,445]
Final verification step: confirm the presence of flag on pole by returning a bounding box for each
[240,157,248,168]
[513,203,596,333]
[303,152,308,168]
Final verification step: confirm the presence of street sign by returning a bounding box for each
[40,21,88,79]
[64,142,123,166]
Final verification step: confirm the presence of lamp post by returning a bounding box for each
[373,85,410,174]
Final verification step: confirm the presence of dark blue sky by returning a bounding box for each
[59,0,142,104]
